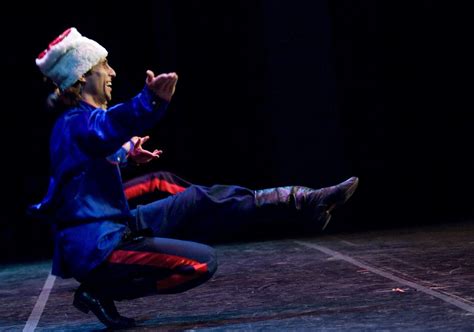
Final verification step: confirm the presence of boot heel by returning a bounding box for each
[73,297,90,314]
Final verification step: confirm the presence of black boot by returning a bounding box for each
[254,177,359,231]
[73,285,136,329]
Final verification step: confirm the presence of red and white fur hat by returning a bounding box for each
[36,27,108,90]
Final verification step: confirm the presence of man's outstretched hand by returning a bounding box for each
[128,136,163,165]
[146,70,178,102]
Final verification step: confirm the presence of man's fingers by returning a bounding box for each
[146,70,155,84]
[162,80,174,93]
[153,72,177,85]
[162,77,178,94]
[146,72,178,101]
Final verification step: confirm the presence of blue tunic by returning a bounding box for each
[34,87,169,280]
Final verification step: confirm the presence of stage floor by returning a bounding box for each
[2,221,474,331]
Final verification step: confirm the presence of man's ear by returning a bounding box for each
[78,75,87,83]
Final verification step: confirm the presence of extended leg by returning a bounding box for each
[133,177,358,243]
[135,184,257,242]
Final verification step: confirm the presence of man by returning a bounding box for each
[33,27,359,329]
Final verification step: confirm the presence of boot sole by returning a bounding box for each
[320,213,332,231]
[341,177,359,204]
[325,176,359,214]
[318,177,359,231]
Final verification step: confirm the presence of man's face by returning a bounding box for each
[83,58,116,108]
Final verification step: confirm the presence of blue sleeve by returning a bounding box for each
[106,147,129,167]
[75,87,169,157]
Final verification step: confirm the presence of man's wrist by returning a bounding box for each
[128,139,135,154]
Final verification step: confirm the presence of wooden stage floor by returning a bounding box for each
[2,221,474,331]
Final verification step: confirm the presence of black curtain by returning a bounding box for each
[2,0,474,263]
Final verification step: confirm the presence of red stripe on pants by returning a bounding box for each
[124,178,186,199]
[107,249,208,291]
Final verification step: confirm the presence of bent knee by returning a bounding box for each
[206,245,218,277]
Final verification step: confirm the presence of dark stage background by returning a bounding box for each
[1,1,473,263]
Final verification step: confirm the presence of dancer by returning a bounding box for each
[32,27,359,328]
